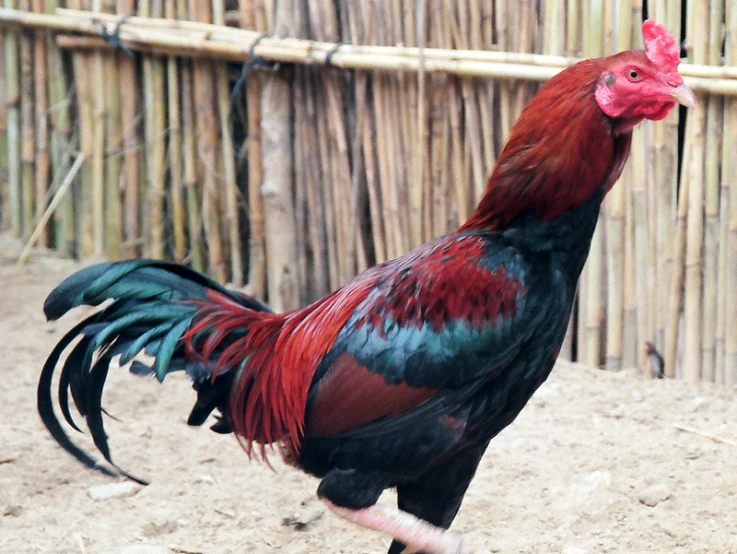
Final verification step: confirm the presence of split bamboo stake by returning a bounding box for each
[17,152,85,264]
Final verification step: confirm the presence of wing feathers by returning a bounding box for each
[307,352,440,437]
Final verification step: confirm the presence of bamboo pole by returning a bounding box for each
[311,71,339,289]
[116,0,140,259]
[357,72,386,264]
[46,0,74,255]
[0,28,7,231]
[19,1,34,238]
[88,0,106,256]
[261,0,298,310]
[300,68,330,299]
[681,0,708,384]
[715,1,730,383]
[3,0,20,238]
[701,95,721,382]
[664,119,692,378]
[140,0,166,259]
[30,0,48,247]
[650,0,682,370]
[545,0,573,362]
[428,0,449,239]
[67,0,94,257]
[622,171,637,368]
[602,0,631,372]
[178,0,202,271]
[293,67,309,302]
[212,0,243,285]
[164,0,185,263]
[239,0,267,299]
[724,0,737,386]
[631,125,651,374]
[715,161,729,385]
[581,0,604,367]
[700,0,724,382]
[190,0,225,281]
[103,21,123,259]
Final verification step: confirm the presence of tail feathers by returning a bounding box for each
[38,260,270,480]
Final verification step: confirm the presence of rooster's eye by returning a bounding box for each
[628,69,639,80]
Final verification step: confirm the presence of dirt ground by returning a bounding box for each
[1,232,736,554]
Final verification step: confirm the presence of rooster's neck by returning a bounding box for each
[460,59,632,235]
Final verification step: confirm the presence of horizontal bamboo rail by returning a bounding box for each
[0,8,737,93]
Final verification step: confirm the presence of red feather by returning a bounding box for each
[462,58,632,231]
[183,276,379,458]
[306,352,440,437]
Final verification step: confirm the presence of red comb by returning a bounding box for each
[642,20,681,77]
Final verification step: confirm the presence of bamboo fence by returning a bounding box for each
[0,1,736,386]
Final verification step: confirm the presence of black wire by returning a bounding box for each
[92,11,137,59]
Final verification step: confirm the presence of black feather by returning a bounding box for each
[37,318,118,478]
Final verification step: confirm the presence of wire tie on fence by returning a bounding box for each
[325,43,344,69]
[247,32,278,70]
[92,10,137,59]
[228,32,277,156]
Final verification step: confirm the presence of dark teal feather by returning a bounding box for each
[38,259,272,480]
[154,317,194,382]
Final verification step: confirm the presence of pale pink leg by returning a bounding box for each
[322,500,475,554]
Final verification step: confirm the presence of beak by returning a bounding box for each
[671,82,696,107]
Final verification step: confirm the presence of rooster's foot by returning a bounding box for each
[322,499,475,554]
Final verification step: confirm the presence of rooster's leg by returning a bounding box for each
[323,500,474,554]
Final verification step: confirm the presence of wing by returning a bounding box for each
[304,232,552,438]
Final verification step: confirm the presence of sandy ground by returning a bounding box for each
[1,231,737,554]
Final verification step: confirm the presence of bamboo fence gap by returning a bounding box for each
[0,1,736,387]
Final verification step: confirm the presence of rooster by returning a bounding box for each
[38,20,693,554]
